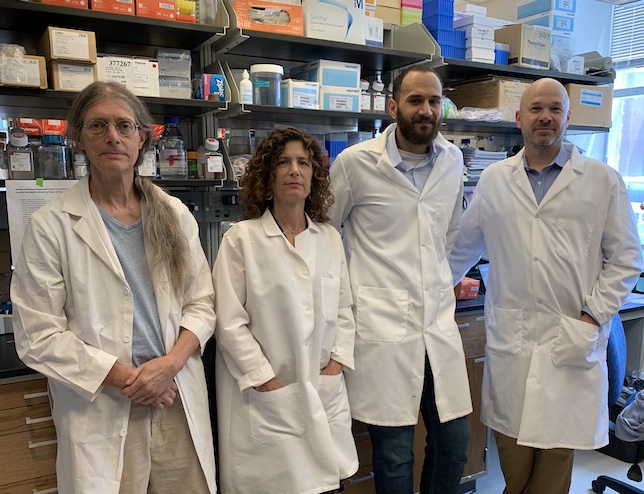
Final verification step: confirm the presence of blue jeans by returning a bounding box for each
[368,357,470,494]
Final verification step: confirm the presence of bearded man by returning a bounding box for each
[328,65,472,494]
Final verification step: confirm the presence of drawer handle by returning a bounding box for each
[348,471,374,484]
[476,316,485,321]
[33,487,58,494]
[353,431,370,439]
[475,357,486,364]
[28,439,58,449]
[457,322,470,329]
[25,416,53,425]
[24,391,49,400]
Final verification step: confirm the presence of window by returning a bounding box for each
[609,4,644,249]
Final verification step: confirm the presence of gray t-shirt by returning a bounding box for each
[98,205,165,367]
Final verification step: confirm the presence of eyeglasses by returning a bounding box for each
[82,119,140,138]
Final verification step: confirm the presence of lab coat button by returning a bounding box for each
[120,429,127,437]
[537,300,543,304]
[537,341,541,346]
[123,335,131,343]
[534,257,538,261]
[123,288,129,296]
[535,214,540,219]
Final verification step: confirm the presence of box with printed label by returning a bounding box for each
[459,24,494,40]
[365,15,384,46]
[517,0,575,19]
[194,74,226,101]
[234,0,304,36]
[16,118,43,136]
[304,0,365,45]
[136,0,176,20]
[280,79,319,109]
[319,86,360,112]
[49,61,97,91]
[0,55,47,89]
[43,119,68,135]
[457,277,480,300]
[564,55,584,75]
[36,0,88,9]
[290,59,361,89]
[565,83,612,127]
[97,55,134,89]
[521,10,574,35]
[90,0,134,14]
[453,13,494,29]
[494,23,551,69]
[447,77,531,120]
[39,27,97,64]
[132,59,160,97]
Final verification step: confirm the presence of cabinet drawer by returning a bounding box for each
[0,427,57,486]
[0,379,49,412]
[456,313,486,358]
[0,403,53,436]
[0,473,57,494]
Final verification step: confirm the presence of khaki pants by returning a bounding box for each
[494,430,574,494]
[119,395,209,494]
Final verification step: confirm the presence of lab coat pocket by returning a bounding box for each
[356,286,408,342]
[436,288,458,336]
[486,305,524,357]
[318,373,349,421]
[555,216,594,262]
[249,382,308,444]
[550,315,601,369]
[321,277,341,322]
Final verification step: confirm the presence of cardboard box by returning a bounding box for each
[15,118,44,136]
[453,13,494,29]
[494,23,551,70]
[466,47,495,62]
[49,61,97,92]
[319,86,361,112]
[0,55,47,89]
[375,5,400,25]
[447,77,531,120]
[137,0,176,19]
[290,59,361,89]
[234,0,304,36]
[37,0,88,9]
[90,0,134,14]
[97,55,134,88]
[457,277,480,300]
[280,79,319,109]
[521,10,574,35]
[565,83,612,127]
[132,59,160,97]
[466,37,495,50]
[517,0,575,19]
[459,24,494,40]
[39,27,97,64]
[377,0,400,8]
[305,0,366,45]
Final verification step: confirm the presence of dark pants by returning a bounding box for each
[368,357,470,494]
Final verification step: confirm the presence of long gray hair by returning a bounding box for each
[67,81,192,299]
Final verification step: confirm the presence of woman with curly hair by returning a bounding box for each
[212,127,358,494]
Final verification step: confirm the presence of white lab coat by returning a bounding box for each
[450,147,644,449]
[11,177,217,493]
[328,124,472,426]
[213,210,358,494]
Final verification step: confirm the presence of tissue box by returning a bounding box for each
[234,0,304,36]
[194,73,226,101]
[280,79,319,109]
[457,277,480,300]
[304,0,365,45]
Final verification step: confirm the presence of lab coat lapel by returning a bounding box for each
[509,151,539,208]
[537,148,583,208]
[374,126,419,194]
[62,177,126,282]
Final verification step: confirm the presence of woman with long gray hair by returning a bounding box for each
[11,81,217,494]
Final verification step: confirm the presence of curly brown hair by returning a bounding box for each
[240,127,334,222]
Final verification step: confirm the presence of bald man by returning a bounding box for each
[449,78,643,493]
